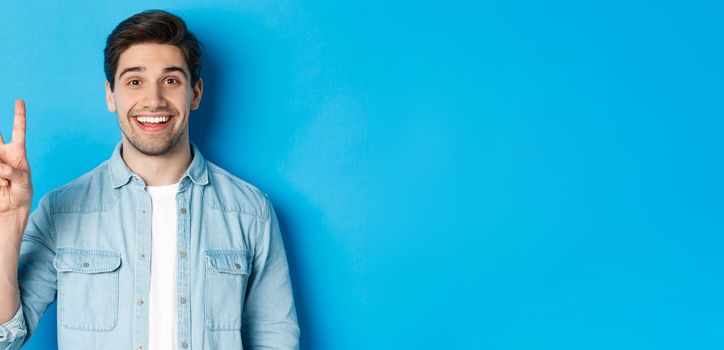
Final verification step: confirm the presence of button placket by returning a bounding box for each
[176,188,192,350]
[134,189,152,350]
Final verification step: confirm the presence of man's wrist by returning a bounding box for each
[0,209,30,239]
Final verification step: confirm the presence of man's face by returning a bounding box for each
[105,43,202,156]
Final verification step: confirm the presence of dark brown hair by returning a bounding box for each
[104,9,202,91]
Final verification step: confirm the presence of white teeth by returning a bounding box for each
[136,115,170,124]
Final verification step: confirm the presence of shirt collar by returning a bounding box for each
[109,142,209,189]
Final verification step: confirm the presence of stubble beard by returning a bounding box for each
[119,110,185,157]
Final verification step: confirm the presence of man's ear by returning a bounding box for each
[105,81,116,112]
[191,78,203,110]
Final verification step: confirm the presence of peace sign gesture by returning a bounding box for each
[0,99,32,213]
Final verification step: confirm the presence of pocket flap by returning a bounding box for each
[54,249,122,273]
[206,250,250,275]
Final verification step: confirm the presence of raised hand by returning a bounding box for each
[0,99,32,213]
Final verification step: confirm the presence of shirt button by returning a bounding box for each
[140,209,146,215]
[235,263,241,269]
[180,297,187,304]
[138,253,145,260]
[179,251,187,258]
[180,208,187,214]
[82,262,90,268]
[137,346,144,350]
[181,341,188,348]
[137,298,144,305]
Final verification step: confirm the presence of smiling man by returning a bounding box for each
[0,10,299,350]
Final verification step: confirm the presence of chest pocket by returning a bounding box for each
[53,249,121,332]
[204,250,251,331]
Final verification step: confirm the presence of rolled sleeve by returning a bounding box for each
[0,305,27,344]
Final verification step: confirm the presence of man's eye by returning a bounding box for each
[165,78,179,85]
[128,80,141,86]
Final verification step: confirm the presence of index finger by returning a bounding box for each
[12,99,26,146]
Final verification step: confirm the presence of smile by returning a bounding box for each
[136,115,169,123]
[132,113,174,132]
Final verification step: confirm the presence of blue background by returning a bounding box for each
[0,1,722,349]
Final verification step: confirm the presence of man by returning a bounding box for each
[0,10,299,350]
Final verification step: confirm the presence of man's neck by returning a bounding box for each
[120,138,192,186]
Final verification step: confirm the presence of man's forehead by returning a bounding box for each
[116,43,189,75]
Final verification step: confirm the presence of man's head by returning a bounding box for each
[104,10,203,157]
[104,9,202,91]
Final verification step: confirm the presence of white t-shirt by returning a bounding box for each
[147,183,179,350]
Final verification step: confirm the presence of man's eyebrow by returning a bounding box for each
[118,66,145,79]
[163,66,188,79]
[117,66,189,79]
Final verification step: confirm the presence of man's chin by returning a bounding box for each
[120,125,186,157]
[127,138,179,157]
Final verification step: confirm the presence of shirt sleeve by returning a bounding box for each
[0,194,57,349]
[241,195,300,349]
[0,305,27,345]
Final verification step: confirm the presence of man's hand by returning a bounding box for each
[0,99,32,214]
[0,99,31,325]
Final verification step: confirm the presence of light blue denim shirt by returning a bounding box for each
[0,143,299,349]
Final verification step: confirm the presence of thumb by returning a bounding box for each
[0,162,30,185]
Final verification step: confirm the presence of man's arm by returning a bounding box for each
[0,195,57,349]
[0,209,27,324]
[241,196,300,349]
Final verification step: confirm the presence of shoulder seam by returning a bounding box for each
[52,161,109,196]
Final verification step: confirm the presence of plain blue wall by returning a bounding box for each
[0,1,722,349]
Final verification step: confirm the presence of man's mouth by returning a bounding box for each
[132,113,174,132]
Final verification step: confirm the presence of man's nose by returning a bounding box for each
[142,84,168,109]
